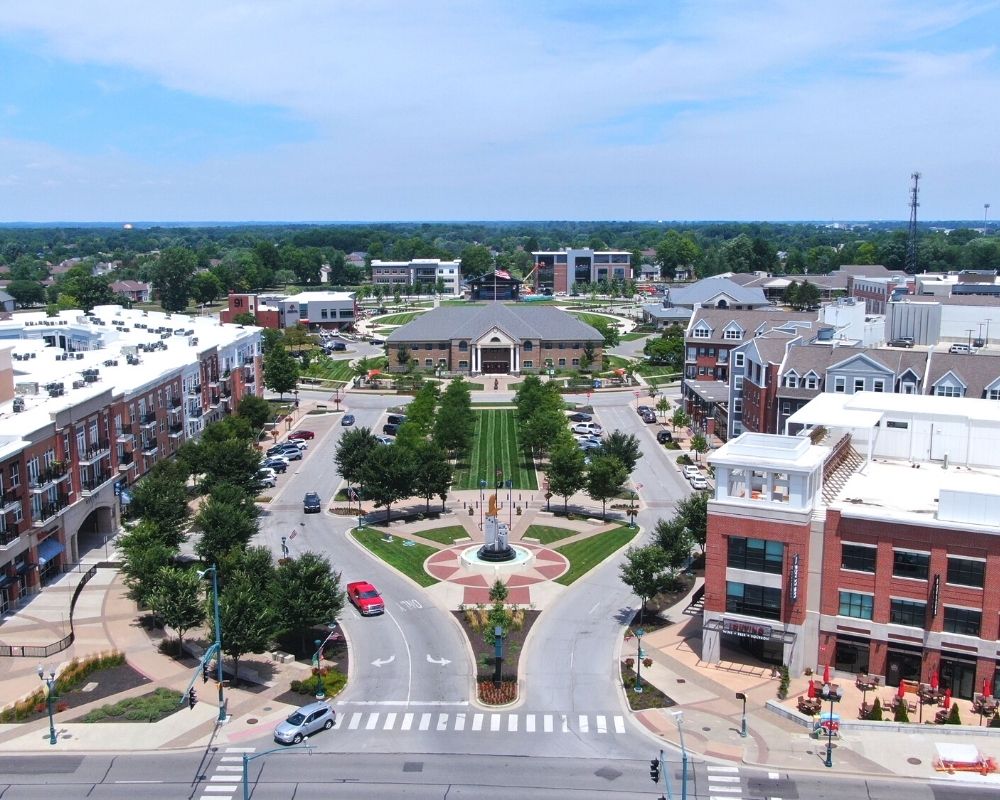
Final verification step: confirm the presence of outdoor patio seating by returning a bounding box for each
[918,683,942,705]
[797,696,822,715]
[973,693,998,715]
[856,673,880,692]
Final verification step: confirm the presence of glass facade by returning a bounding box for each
[727,537,784,574]
[726,581,781,620]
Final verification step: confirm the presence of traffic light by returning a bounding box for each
[202,662,210,683]
[649,758,660,783]
[188,689,197,709]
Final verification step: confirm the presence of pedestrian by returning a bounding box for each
[494,378,499,391]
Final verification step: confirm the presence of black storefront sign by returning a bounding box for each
[790,554,799,603]
[722,619,773,641]
[930,573,940,618]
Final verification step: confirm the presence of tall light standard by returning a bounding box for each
[37,665,57,745]
[479,479,487,530]
[671,710,688,800]
[736,691,748,737]
[198,565,226,722]
[819,682,843,768]
[633,628,646,693]
[313,639,325,698]
[628,490,638,529]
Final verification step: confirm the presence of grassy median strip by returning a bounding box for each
[454,409,538,490]
[554,524,637,585]
[414,525,470,545]
[524,524,578,545]
[352,528,438,587]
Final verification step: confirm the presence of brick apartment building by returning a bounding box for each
[0,306,261,614]
[220,291,357,331]
[702,391,1000,698]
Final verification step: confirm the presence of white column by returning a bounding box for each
[514,345,519,372]
[473,346,478,373]
[509,347,514,373]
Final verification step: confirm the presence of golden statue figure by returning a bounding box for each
[488,493,499,518]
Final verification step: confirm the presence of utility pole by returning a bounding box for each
[905,172,921,275]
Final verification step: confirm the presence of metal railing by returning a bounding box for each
[0,563,98,658]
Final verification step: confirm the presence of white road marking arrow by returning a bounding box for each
[426,654,451,666]
[371,655,396,668]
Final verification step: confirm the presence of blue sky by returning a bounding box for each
[0,1,998,222]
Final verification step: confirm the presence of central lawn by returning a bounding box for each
[620,332,648,342]
[303,356,355,383]
[525,524,578,545]
[554,524,638,585]
[414,525,470,545]
[351,528,438,587]
[373,311,422,325]
[453,409,538,490]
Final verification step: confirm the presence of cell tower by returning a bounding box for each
[905,171,920,274]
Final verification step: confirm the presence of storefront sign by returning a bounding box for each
[790,554,800,603]
[722,619,773,641]
[931,574,940,617]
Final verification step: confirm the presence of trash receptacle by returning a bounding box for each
[593,379,603,389]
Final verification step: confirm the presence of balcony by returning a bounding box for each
[189,407,204,419]
[141,440,158,455]
[168,423,184,438]
[79,440,111,465]
[1,488,21,514]
[139,412,158,429]
[29,463,69,494]
[240,354,254,366]
[170,396,182,409]
[243,368,256,384]
[208,377,219,388]
[80,473,113,496]
[169,403,184,416]
[0,523,21,547]
[209,394,220,408]
[189,383,202,395]
[33,495,70,527]
[116,430,134,444]
[220,385,232,398]
[118,452,134,471]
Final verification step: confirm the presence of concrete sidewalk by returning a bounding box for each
[628,581,1000,786]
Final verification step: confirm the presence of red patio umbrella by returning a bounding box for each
[897,680,906,699]
[943,688,952,709]
[807,680,816,699]
[985,679,993,700]
[823,664,831,684]
[930,670,939,691]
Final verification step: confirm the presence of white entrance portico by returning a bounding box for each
[472,327,519,375]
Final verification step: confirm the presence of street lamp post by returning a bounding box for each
[736,692,747,737]
[633,628,646,693]
[628,490,637,529]
[37,665,57,745]
[493,624,504,687]
[671,710,688,800]
[281,536,289,558]
[313,639,325,698]
[819,682,843,768]
[198,565,226,722]
[479,479,487,529]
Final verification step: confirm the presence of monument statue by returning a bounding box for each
[478,491,515,563]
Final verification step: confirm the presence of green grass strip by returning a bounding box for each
[351,528,438,587]
[525,524,578,545]
[554,524,638,585]
[414,525,470,545]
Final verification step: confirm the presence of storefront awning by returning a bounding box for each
[37,537,65,567]
[705,617,797,644]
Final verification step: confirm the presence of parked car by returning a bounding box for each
[640,411,657,424]
[341,413,355,427]
[273,701,335,745]
[682,465,700,480]
[572,422,603,436]
[656,430,673,444]
[578,439,603,451]
[568,412,593,423]
[328,342,347,351]
[267,445,302,460]
[289,430,315,441]
[689,475,709,490]
[375,435,394,445]
[386,414,407,426]
[303,492,322,513]
[347,581,385,615]
[261,457,288,473]
[949,343,973,354]
[383,423,399,436]
[888,337,914,348]
[256,469,277,489]
[636,405,652,415]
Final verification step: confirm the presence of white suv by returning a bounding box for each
[572,422,603,436]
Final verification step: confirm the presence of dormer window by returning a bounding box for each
[785,373,799,389]
[723,328,743,340]
[692,326,711,339]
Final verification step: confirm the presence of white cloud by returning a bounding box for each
[0,1,998,219]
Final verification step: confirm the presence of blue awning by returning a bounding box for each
[37,537,65,567]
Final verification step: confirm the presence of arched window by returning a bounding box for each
[459,341,468,351]
[490,336,502,343]
[523,340,533,351]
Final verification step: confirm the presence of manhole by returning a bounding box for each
[263,706,272,712]
[907,757,922,765]
[702,726,711,732]
[403,762,424,773]
[247,718,258,724]
[676,678,686,683]
[594,767,622,781]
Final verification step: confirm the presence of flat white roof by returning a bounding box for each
[0,306,259,437]
[785,393,885,431]
[789,390,1000,427]
[710,432,830,471]
[286,291,355,302]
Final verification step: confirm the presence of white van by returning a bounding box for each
[948,343,972,354]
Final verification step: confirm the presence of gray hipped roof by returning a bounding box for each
[387,304,604,343]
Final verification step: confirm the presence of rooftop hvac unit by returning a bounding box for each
[12,397,25,413]
[30,352,36,358]
[75,353,84,360]
[73,380,85,389]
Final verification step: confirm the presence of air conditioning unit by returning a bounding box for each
[12,397,25,413]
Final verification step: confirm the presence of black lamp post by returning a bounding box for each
[37,665,57,745]
[493,625,504,687]
[633,628,646,693]
[819,682,843,768]
[736,692,747,737]
[628,490,637,529]
[479,479,487,529]
[313,639,325,698]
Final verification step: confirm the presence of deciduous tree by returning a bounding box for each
[359,444,414,524]
[597,430,642,474]
[272,553,345,652]
[546,439,587,513]
[149,566,206,654]
[620,545,673,623]
[211,569,278,685]
[263,344,299,399]
[152,247,197,312]
[585,453,627,520]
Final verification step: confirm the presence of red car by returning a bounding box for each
[289,430,315,440]
[347,581,385,616]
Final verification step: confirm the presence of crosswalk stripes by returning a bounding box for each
[199,747,254,798]
[706,764,741,800]
[329,710,628,736]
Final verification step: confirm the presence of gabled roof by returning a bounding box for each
[387,304,602,343]
[687,307,816,344]
[925,352,1000,398]
[667,276,769,307]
